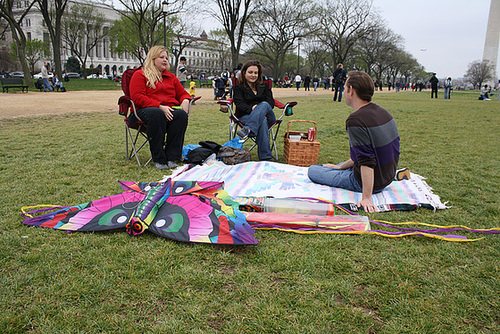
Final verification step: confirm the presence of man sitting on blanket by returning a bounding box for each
[308,71,409,213]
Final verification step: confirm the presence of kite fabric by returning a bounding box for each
[22,179,258,245]
[170,161,448,212]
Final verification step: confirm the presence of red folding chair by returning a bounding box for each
[118,67,201,166]
[217,98,297,160]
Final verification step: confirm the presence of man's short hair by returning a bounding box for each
[346,71,374,102]
[180,56,186,61]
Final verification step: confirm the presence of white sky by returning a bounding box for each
[372,0,496,79]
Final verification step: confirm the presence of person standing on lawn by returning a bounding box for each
[308,70,408,213]
[42,61,52,92]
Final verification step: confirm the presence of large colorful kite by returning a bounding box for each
[22,179,258,245]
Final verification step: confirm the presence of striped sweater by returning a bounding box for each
[346,103,400,191]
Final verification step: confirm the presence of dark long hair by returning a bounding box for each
[237,60,264,86]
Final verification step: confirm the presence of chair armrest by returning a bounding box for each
[275,100,297,120]
[217,98,234,105]
[187,96,202,116]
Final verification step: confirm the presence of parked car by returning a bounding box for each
[86,74,107,79]
[65,72,81,79]
[33,72,54,79]
[9,71,25,78]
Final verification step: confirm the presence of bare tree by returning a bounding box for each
[37,0,69,78]
[205,0,253,69]
[168,17,202,71]
[303,39,328,77]
[114,0,186,62]
[464,60,495,89]
[0,0,36,86]
[315,0,375,68]
[207,29,231,73]
[246,0,312,79]
[62,3,108,77]
[355,25,401,77]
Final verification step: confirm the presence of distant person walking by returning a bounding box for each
[332,63,347,102]
[313,75,320,91]
[176,56,188,88]
[429,73,439,98]
[295,74,302,90]
[42,61,52,92]
[443,77,452,99]
[304,74,311,91]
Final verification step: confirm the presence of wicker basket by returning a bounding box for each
[284,120,320,167]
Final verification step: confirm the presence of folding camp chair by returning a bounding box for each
[217,98,297,160]
[118,67,201,166]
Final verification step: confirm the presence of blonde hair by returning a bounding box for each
[142,45,170,89]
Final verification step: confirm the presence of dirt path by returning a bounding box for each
[0,87,392,119]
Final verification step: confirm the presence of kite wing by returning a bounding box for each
[22,191,144,232]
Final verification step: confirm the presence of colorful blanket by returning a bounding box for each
[170,162,448,212]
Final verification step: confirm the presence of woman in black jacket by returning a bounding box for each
[233,60,275,160]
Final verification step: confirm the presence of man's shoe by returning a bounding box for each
[154,162,170,170]
[167,161,179,169]
[396,167,411,181]
[237,127,251,139]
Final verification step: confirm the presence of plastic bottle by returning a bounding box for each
[262,198,335,216]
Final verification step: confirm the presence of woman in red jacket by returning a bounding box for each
[129,46,191,170]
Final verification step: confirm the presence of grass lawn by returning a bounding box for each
[0,89,499,333]
[58,77,123,91]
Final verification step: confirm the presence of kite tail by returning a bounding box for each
[21,205,71,218]
[289,197,499,242]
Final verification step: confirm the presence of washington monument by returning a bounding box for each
[483,0,500,82]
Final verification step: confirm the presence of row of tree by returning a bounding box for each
[1,0,496,88]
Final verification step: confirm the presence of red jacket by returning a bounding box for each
[129,69,191,109]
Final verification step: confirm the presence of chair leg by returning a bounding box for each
[126,126,143,166]
[269,121,282,161]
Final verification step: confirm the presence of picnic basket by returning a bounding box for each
[283,120,320,167]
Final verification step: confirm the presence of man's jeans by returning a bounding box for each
[333,84,344,102]
[308,164,363,192]
[42,78,52,92]
[239,102,276,160]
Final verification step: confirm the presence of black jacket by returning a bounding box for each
[233,83,274,117]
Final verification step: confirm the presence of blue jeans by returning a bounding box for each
[308,164,363,192]
[42,78,52,92]
[238,102,276,160]
[333,84,343,102]
[444,87,451,99]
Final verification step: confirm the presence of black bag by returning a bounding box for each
[186,141,221,164]
[199,141,221,152]
[187,147,214,164]
[217,147,251,165]
[61,87,66,92]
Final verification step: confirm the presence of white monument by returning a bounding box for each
[483,0,500,85]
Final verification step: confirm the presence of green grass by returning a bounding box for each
[0,90,499,333]
[62,78,123,91]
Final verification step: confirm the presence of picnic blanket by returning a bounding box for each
[170,161,448,212]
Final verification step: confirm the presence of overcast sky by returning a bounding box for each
[371,0,495,79]
[113,0,498,79]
